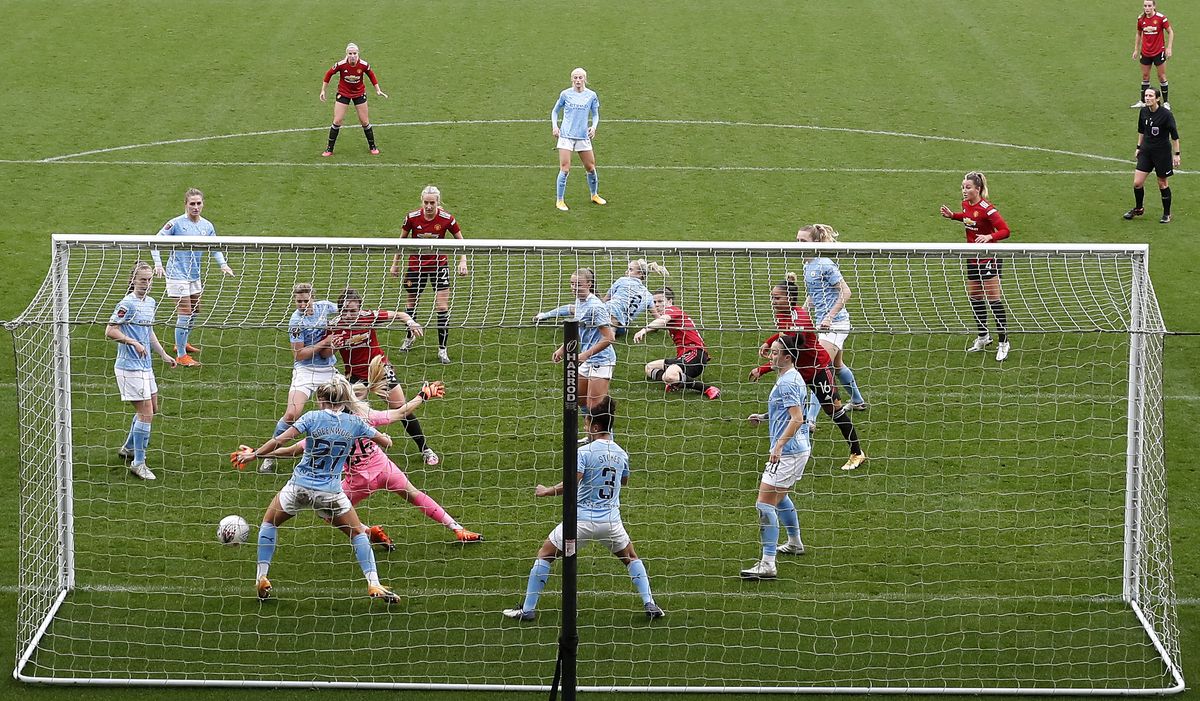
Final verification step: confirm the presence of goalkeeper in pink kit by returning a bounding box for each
[237,374,482,547]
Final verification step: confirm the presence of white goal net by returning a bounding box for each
[9,235,1181,693]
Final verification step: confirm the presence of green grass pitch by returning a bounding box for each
[2,1,1199,700]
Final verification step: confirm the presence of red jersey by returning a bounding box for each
[1138,13,1171,57]
[330,310,391,380]
[756,306,830,382]
[949,198,1010,263]
[402,208,461,271]
[323,59,378,99]
[662,305,706,356]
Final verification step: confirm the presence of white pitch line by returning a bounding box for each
[36,119,540,162]
[0,158,1133,175]
[607,118,1132,164]
[3,582,1196,606]
[25,118,1129,165]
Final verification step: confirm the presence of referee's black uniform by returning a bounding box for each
[1130,104,1180,222]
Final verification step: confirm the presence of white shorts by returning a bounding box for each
[549,520,631,554]
[579,362,614,380]
[115,368,157,402]
[818,319,852,351]
[289,365,339,397]
[278,482,353,519]
[165,278,203,298]
[556,137,593,152]
[761,452,810,489]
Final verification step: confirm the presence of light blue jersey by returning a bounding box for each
[804,257,849,325]
[576,294,616,366]
[109,293,158,371]
[288,300,339,369]
[576,438,630,522]
[768,368,811,456]
[150,214,228,281]
[552,88,600,140]
[605,276,652,327]
[289,409,378,493]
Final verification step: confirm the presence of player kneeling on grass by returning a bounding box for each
[741,335,812,581]
[503,396,664,621]
[244,375,482,546]
[232,379,401,604]
[632,286,720,399]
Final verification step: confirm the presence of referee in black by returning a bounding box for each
[1125,86,1181,224]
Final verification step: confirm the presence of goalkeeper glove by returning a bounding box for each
[418,382,446,401]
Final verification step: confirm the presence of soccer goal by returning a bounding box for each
[9,235,1181,694]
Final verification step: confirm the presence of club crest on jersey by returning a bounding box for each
[433,225,442,233]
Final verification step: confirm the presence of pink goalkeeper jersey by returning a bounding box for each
[342,411,396,478]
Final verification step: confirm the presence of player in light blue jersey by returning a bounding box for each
[796,224,867,410]
[150,188,235,367]
[259,283,341,474]
[535,258,667,337]
[548,268,616,418]
[741,335,813,581]
[233,379,401,603]
[603,259,669,334]
[551,68,605,211]
[104,262,178,480]
[503,396,664,621]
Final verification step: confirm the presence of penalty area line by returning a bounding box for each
[26,117,1131,165]
[0,158,1132,176]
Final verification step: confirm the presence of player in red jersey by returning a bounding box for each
[632,287,720,399]
[326,288,442,467]
[940,171,1012,362]
[1132,1,1175,109]
[319,42,388,157]
[389,186,470,365]
[749,273,865,471]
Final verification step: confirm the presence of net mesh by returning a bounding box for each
[9,237,1180,692]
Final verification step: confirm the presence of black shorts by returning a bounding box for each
[1140,52,1167,66]
[805,366,840,408]
[348,362,399,392]
[663,348,709,379]
[404,267,451,295]
[335,94,368,105]
[1136,148,1174,178]
[966,260,1003,282]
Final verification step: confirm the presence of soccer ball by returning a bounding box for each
[217,515,250,546]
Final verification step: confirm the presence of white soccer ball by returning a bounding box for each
[217,515,250,546]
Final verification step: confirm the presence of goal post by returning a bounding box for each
[9,234,1182,693]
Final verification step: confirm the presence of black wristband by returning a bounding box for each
[1136,144,1142,150]
[1175,151,1181,155]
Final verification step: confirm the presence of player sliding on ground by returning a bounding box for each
[503,396,664,621]
[247,374,483,546]
[633,286,720,399]
[232,379,401,604]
